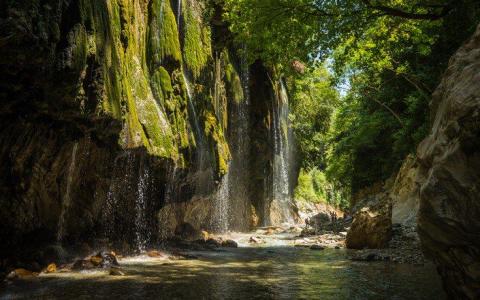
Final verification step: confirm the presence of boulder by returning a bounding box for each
[174,223,202,241]
[109,267,125,276]
[206,238,222,247]
[72,259,95,270]
[6,268,38,280]
[44,263,57,273]
[90,255,103,267]
[147,250,167,258]
[346,198,392,249]
[221,240,238,248]
[416,25,480,299]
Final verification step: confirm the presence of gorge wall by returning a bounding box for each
[346,25,480,298]
[0,0,296,260]
[416,24,480,299]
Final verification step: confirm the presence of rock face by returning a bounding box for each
[417,25,480,299]
[390,155,420,227]
[0,0,293,260]
[346,195,392,249]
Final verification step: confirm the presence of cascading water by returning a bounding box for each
[271,80,294,224]
[135,162,150,252]
[212,163,230,233]
[182,68,204,149]
[212,53,252,232]
[177,0,207,168]
[228,56,252,230]
[177,0,182,33]
[103,152,152,252]
[158,164,179,242]
[57,142,79,242]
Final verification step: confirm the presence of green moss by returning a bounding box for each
[73,0,236,171]
[70,24,88,73]
[183,1,211,79]
[203,110,231,175]
[224,58,244,104]
[148,0,182,69]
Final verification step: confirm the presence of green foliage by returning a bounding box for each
[288,66,339,170]
[294,168,348,209]
[225,0,480,200]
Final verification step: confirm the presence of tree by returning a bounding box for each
[224,0,480,200]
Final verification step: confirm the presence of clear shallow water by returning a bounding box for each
[1,234,445,300]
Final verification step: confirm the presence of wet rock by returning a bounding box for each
[147,250,167,258]
[310,245,325,251]
[181,254,199,260]
[206,238,222,247]
[90,255,103,267]
[6,268,39,280]
[249,236,261,244]
[221,240,238,248]
[175,223,202,241]
[72,259,95,270]
[416,25,480,299]
[201,231,209,241]
[109,267,125,276]
[43,263,57,273]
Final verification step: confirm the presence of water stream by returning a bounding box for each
[271,80,294,224]
[135,162,151,252]
[1,231,446,300]
[57,142,79,242]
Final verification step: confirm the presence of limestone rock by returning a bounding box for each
[346,198,392,249]
[416,24,480,299]
[390,155,420,227]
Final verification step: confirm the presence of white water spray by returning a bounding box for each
[272,80,293,224]
[213,163,231,233]
[57,142,79,241]
[135,164,150,252]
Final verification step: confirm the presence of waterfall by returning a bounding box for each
[103,152,152,252]
[182,68,204,149]
[212,163,230,233]
[135,162,150,252]
[229,57,251,230]
[57,142,79,242]
[158,164,178,242]
[272,80,293,224]
[177,0,182,33]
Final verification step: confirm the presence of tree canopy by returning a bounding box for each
[224,0,480,203]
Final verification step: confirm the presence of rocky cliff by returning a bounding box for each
[417,24,480,299]
[0,0,291,261]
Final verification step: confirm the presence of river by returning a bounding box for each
[1,231,445,300]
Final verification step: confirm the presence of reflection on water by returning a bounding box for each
[1,237,445,299]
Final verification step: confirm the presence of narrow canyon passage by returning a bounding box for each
[1,0,479,299]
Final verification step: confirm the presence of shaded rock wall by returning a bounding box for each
[417,24,480,299]
[346,155,420,250]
